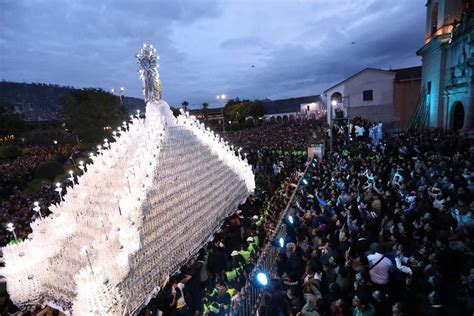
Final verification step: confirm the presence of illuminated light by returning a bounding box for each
[302,178,309,185]
[256,272,269,286]
[53,140,58,145]
[221,94,226,99]
[288,215,294,224]
[278,237,285,248]
[331,100,338,107]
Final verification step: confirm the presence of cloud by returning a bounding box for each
[0,0,426,107]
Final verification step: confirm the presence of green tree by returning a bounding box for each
[61,89,127,143]
[0,105,26,137]
[181,100,189,112]
[224,100,264,122]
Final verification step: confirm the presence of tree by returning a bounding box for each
[223,100,264,122]
[61,89,127,144]
[181,101,189,112]
[202,102,209,121]
[0,105,27,137]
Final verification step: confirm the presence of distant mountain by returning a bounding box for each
[0,81,145,121]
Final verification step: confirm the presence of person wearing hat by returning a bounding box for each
[246,236,257,254]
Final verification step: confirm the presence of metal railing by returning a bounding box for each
[231,157,314,315]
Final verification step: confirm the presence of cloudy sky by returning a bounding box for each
[0,0,426,108]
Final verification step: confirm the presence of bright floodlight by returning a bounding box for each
[120,87,125,92]
[278,237,285,248]
[302,178,309,185]
[288,215,294,224]
[256,272,269,286]
[331,100,338,107]
[216,95,221,100]
[221,94,226,99]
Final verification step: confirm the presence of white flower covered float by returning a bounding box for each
[1,44,255,315]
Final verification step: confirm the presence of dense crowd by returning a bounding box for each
[225,119,326,154]
[0,116,473,316]
[0,144,81,247]
[258,128,473,316]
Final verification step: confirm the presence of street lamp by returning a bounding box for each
[111,87,125,104]
[216,94,227,131]
[119,87,125,104]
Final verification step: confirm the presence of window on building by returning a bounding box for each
[427,81,432,95]
[363,90,373,101]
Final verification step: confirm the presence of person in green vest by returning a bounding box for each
[246,237,256,255]
[225,251,245,282]
[251,234,259,248]
[203,301,220,315]
[238,244,251,262]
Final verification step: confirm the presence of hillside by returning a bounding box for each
[0,81,145,121]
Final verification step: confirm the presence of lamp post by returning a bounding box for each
[216,94,227,131]
[111,87,125,104]
[119,87,125,104]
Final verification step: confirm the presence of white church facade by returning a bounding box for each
[417,0,474,130]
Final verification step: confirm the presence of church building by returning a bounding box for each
[417,0,473,130]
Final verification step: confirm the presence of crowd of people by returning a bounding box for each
[257,128,473,316]
[225,119,326,155]
[0,116,473,316]
[0,144,81,247]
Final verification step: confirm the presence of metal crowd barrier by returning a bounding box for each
[231,156,314,316]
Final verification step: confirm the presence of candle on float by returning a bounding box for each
[78,160,85,173]
[55,182,63,201]
[80,245,94,274]
[6,223,17,242]
[33,201,43,219]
